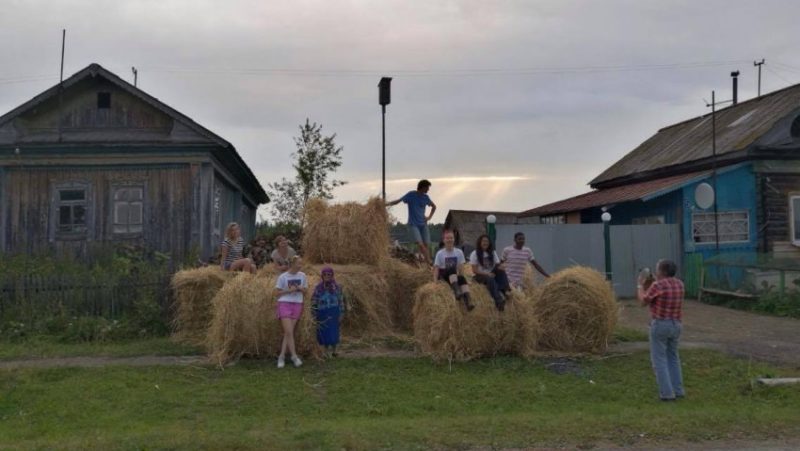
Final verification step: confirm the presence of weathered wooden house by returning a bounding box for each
[443,209,532,251]
[0,63,268,262]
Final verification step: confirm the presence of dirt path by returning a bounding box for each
[618,299,800,367]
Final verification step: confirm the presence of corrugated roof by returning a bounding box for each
[591,82,800,187]
[519,171,710,217]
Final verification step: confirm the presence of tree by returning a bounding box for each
[266,119,346,224]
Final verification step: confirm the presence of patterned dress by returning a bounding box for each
[312,281,343,346]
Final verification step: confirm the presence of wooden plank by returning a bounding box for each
[756,378,800,386]
[699,287,757,300]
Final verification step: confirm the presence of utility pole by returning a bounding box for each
[131,66,138,87]
[754,59,765,97]
[705,91,733,256]
[378,77,392,201]
[58,29,66,143]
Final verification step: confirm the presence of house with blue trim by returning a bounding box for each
[519,82,800,292]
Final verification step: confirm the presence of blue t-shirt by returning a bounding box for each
[401,191,432,226]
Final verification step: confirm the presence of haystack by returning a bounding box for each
[171,266,234,345]
[534,266,618,353]
[412,282,539,362]
[380,258,432,330]
[302,197,390,265]
[206,273,320,366]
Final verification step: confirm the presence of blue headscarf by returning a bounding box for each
[313,266,340,298]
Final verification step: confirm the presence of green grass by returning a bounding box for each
[1,350,798,450]
[0,337,202,361]
[612,326,649,342]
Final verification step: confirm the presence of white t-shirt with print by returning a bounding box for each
[469,250,501,274]
[434,248,466,272]
[276,271,307,303]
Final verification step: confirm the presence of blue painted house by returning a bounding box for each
[519,82,800,293]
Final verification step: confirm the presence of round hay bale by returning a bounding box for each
[302,197,390,265]
[380,258,432,331]
[205,273,321,366]
[535,266,618,353]
[171,266,234,345]
[412,282,539,362]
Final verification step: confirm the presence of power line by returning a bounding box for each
[765,65,796,85]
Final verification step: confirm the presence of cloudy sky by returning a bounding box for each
[1,0,799,222]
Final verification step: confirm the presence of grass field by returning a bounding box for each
[0,337,201,361]
[1,349,799,450]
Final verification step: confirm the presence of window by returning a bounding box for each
[97,92,111,109]
[57,188,88,234]
[632,215,665,225]
[112,186,144,234]
[541,215,566,225]
[790,195,800,246]
[692,210,749,244]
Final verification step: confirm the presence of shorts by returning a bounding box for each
[276,302,303,320]
[407,223,430,244]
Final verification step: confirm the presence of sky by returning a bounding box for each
[1,0,799,223]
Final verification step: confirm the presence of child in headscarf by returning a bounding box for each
[312,266,345,357]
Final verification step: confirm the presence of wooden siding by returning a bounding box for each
[757,172,800,252]
[2,165,194,260]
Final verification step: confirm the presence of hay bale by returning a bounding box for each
[302,197,390,265]
[171,267,234,345]
[534,266,618,353]
[205,273,321,366]
[412,282,539,362]
[380,258,432,331]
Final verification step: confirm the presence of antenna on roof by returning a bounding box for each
[131,66,138,87]
[58,29,66,142]
[754,59,765,97]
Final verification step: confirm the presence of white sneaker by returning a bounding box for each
[291,356,303,367]
[277,357,285,368]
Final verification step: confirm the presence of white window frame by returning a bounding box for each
[111,184,144,235]
[790,194,800,246]
[691,210,750,244]
[541,214,566,225]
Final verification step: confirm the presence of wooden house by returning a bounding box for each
[0,63,268,262]
[443,209,531,252]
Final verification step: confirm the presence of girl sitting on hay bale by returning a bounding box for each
[469,234,511,311]
[220,222,256,274]
[275,255,308,368]
[433,230,475,311]
[312,266,345,357]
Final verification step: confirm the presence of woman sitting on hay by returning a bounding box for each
[275,255,307,368]
[220,222,256,274]
[469,234,511,311]
[271,235,297,272]
[312,266,345,357]
[433,230,475,311]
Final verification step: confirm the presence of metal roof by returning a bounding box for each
[591,82,800,188]
[519,170,711,217]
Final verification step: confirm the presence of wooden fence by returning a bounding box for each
[0,272,173,323]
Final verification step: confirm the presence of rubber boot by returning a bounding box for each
[462,292,475,311]
[449,281,464,300]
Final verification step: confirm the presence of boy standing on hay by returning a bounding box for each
[501,232,549,288]
[275,256,308,368]
[637,259,685,401]
[386,179,436,264]
[434,230,475,311]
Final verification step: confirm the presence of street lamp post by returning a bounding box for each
[601,211,612,281]
[486,214,497,248]
[378,77,392,201]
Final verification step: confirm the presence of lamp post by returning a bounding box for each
[378,77,392,201]
[486,214,497,248]
[601,211,612,281]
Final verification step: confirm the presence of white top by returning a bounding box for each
[469,250,501,274]
[434,248,466,272]
[276,271,307,304]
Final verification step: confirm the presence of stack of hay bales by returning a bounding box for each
[412,282,539,362]
[171,267,234,345]
[302,197,390,265]
[380,258,432,331]
[534,266,618,353]
[205,273,321,366]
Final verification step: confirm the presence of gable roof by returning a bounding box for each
[519,170,711,217]
[591,82,800,188]
[0,63,268,203]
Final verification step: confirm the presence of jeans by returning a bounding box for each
[649,319,685,400]
[474,270,510,304]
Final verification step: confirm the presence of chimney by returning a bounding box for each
[731,71,740,105]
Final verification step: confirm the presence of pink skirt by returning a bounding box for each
[276,302,303,320]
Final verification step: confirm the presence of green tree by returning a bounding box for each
[267,119,346,224]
